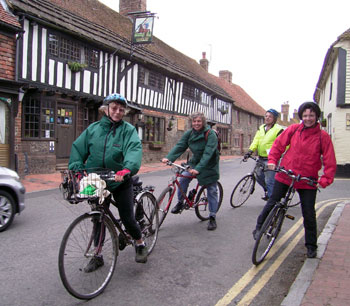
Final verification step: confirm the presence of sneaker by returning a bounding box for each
[135,244,148,263]
[207,216,217,231]
[84,256,104,273]
[252,228,260,240]
[307,247,317,258]
[171,202,184,214]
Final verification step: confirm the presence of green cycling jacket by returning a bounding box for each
[249,123,284,157]
[69,115,142,190]
[166,126,220,186]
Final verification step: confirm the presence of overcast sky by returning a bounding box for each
[100,0,350,116]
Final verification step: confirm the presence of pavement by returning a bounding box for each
[20,155,350,305]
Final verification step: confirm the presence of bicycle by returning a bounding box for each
[251,167,317,266]
[58,169,159,300]
[230,155,267,208]
[156,162,223,227]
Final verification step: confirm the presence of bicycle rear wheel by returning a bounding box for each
[136,192,159,254]
[156,186,174,227]
[195,181,223,221]
[252,205,285,265]
[230,174,255,208]
[58,213,118,300]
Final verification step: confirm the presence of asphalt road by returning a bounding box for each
[1,158,349,305]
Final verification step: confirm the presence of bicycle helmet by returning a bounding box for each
[297,101,321,120]
[266,108,279,119]
[103,93,128,107]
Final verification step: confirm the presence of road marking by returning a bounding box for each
[215,199,346,306]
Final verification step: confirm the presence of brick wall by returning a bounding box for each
[0,32,16,80]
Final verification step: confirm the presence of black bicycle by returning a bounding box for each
[58,169,159,299]
[230,156,267,208]
[252,167,317,266]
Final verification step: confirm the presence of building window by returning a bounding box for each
[217,127,229,144]
[138,67,165,91]
[248,114,252,125]
[233,134,240,147]
[236,110,240,124]
[23,97,55,139]
[183,83,201,102]
[143,115,165,142]
[48,33,99,68]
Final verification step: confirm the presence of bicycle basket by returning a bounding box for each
[60,169,112,204]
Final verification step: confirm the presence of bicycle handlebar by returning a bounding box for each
[165,161,192,173]
[275,167,317,187]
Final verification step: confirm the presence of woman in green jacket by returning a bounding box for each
[69,93,147,269]
[162,112,220,230]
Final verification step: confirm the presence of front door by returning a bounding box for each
[56,104,75,158]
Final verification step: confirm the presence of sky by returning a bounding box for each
[99,0,350,116]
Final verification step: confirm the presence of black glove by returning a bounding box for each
[244,150,253,160]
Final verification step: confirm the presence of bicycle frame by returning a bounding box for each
[165,170,199,210]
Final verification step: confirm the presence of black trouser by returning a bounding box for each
[256,180,318,249]
[111,179,142,240]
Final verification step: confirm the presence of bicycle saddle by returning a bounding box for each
[132,175,143,187]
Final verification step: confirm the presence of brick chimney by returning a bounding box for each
[119,0,146,16]
[199,52,209,72]
[281,102,290,122]
[219,70,232,83]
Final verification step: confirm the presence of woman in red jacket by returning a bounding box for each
[253,102,337,258]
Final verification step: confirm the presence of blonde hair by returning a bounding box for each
[190,112,207,126]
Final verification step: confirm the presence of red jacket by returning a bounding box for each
[268,123,337,189]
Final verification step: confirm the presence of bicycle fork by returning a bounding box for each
[85,214,105,258]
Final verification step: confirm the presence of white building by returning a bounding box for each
[314,28,350,177]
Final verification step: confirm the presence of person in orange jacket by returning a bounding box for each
[253,101,337,258]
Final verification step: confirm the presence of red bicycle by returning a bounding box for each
[156,162,223,227]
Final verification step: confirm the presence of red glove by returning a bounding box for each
[318,177,328,188]
[116,169,131,177]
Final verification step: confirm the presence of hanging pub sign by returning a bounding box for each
[132,14,155,44]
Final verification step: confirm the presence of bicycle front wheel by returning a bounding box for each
[156,186,174,227]
[136,192,159,254]
[252,205,285,265]
[230,174,255,208]
[195,181,223,221]
[58,213,118,300]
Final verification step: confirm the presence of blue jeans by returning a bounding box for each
[255,158,275,197]
[177,171,218,218]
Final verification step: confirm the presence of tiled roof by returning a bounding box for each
[0,0,21,28]
[7,0,232,101]
[213,76,266,117]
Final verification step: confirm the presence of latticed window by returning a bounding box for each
[138,67,164,91]
[143,115,165,142]
[48,33,99,68]
[59,38,80,62]
[217,127,229,144]
[23,97,55,139]
[183,83,201,102]
[233,134,240,147]
[89,50,99,68]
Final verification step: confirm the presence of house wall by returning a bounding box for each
[318,41,350,175]
[15,17,233,175]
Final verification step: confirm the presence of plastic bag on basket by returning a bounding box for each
[79,173,110,203]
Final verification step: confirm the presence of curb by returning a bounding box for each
[281,201,346,306]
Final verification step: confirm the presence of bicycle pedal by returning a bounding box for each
[285,214,295,220]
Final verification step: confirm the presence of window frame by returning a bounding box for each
[22,96,55,140]
[47,31,99,69]
[138,66,165,92]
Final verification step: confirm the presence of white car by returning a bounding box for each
[0,167,25,232]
